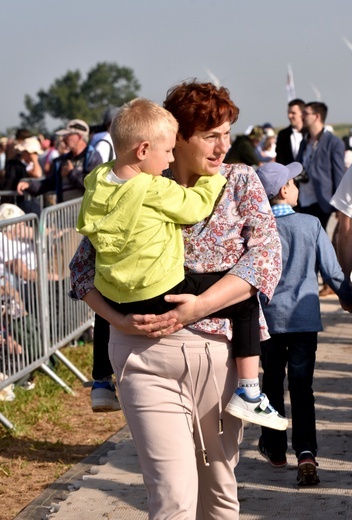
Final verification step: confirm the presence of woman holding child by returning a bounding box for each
[71,80,282,519]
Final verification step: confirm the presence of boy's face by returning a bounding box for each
[143,132,176,176]
[285,178,299,207]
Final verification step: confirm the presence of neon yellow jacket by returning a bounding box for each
[77,162,226,303]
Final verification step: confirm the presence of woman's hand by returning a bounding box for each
[339,297,352,313]
[83,288,181,336]
[6,335,22,355]
[17,181,30,195]
[145,275,257,337]
[145,294,201,337]
[109,311,183,336]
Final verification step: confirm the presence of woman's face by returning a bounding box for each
[174,121,231,181]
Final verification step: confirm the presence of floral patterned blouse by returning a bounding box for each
[70,163,282,340]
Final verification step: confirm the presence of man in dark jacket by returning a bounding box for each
[17,120,102,204]
[275,99,306,165]
[296,102,345,230]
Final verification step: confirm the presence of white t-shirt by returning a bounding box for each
[0,232,36,277]
[330,164,352,217]
[90,131,115,163]
[290,128,303,159]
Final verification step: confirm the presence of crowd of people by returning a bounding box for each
[1,84,352,518]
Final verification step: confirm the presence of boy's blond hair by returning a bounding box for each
[110,98,178,154]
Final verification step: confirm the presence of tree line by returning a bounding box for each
[18,62,141,134]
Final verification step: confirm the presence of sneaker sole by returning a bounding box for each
[297,462,320,486]
[258,446,287,468]
[91,400,121,413]
[225,402,288,430]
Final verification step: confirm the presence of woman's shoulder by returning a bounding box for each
[220,162,256,180]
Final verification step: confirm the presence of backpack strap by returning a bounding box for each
[94,139,114,161]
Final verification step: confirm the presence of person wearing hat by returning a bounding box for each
[224,125,264,167]
[0,136,44,215]
[1,136,43,190]
[90,107,120,163]
[255,161,352,486]
[17,119,102,204]
[14,137,44,177]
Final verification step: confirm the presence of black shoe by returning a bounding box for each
[297,451,320,486]
[258,436,287,468]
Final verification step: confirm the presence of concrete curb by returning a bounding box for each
[15,296,352,519]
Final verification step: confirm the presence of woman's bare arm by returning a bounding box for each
[147,274,256,337]
[83,288,181,335]
[337,211,352,278]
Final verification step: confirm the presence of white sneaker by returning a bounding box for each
[225,388,288,430]
[91,381,121,413]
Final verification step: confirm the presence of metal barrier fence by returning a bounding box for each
[0,198,94,429]
[0,177,45,211]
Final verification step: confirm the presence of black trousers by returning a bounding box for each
[260,331,318,458]
[93,272,260,379]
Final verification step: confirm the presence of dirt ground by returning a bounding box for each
[0,383,126,520]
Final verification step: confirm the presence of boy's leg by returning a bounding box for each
[223,300,288,431]
[92,314,113,380]
[259,334,288,463]
[91,313,120,412]
[287,332,319,485]
[287,332,318,456]
[225,296,261,397]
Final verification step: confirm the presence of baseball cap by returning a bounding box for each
[256,162,303,199]
[56,119,90,138]
[14,136,43,155]
[103,107,121,126]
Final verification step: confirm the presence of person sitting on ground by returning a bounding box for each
[256,161,352,486]
[77,97,287,431]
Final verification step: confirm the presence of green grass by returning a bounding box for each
[0,343,93,436]
[331,123,352,139]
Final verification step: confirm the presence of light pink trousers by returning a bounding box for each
[109,327,243,520]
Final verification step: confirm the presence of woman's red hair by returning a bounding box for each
[164,79,239,141]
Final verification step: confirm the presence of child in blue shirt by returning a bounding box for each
[256,161,352,486]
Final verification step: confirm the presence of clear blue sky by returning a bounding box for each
[2,0,352,135]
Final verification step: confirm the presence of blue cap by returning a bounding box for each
[256,162,302,199]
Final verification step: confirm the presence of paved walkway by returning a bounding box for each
[15,296,352,519]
